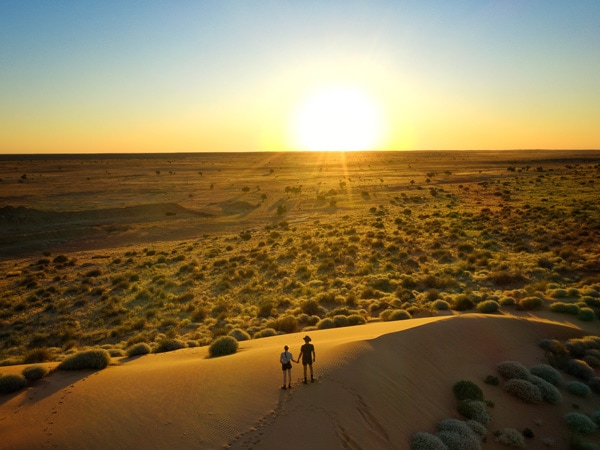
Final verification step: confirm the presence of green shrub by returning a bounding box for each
[300,299,322,316]
[453,295,474,311]
[154,338,186,353]
[539,338,568,355]
[346,314,366,326]
[23,348,55,364]
[228,328,251,341]
[380,309,411,321]
[332,315,349,327]
[578,308,596,321]
[564,412,598,435]
[0,373,27,394]
[432,299,450,310]
[548,288,569,298]
[529,364,562,386]
[126,343,152,357]
[497,361,530,380]
[253,328,277,339]
[57,349,111,370]
[457,400,491,425]
[209,336,238,357]
[564,359,595,381]
[316,318,335,329]
[466,420,487,438]
[267,315,298,333]
[565,337,599,358]
[453,380,484,401]
[550,302,580,315]
[22,365,49,381]
[494,428,525,448]
[436,418,482,450]
[583,296,600,308]
[499,296,516,306]
[410,432,447,450]
[504,379,543,404]
[528,375,562,404]
[584,353,600,369]
[518,296,543,310]
[590,411,600,426]
[567,381,592,398]
[476,300,499,314]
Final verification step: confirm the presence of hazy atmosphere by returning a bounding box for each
[2,1,600,153]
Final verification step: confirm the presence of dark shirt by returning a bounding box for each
[300,343,314,364]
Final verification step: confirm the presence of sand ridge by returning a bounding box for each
[1,314,597,449]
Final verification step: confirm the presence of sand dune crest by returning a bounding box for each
[2,314,597,449]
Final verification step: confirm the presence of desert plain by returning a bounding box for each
[0,150,599,449]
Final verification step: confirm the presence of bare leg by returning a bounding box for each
[303,364,308,382]
[309,364,314,380]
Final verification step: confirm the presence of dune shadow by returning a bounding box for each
[9,370,95,407]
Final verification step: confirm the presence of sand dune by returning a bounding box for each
[0,314,597,449]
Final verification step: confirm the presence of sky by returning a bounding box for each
[1,1,599,153]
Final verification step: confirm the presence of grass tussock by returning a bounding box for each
[0,373,27,394]
[22,365,49,381]
[209,336,238,357]
[57,349,111,371]
[126,343,152,357]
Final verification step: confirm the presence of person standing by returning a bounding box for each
[280,345,293,390]
[296,335,315,384]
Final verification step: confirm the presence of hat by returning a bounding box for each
[303,335,311,342]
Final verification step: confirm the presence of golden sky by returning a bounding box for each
[1,1,599,153]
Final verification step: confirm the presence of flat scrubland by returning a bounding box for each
[1,150,599,448]
[1,150,598,361]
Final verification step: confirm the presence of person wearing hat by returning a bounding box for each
[295,335,315,384]
[280,345,294,390]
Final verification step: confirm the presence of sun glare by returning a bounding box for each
[289,85,384,151]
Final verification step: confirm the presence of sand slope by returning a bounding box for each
[1,315,597,449]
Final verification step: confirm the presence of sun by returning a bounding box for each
[289,85,385,151]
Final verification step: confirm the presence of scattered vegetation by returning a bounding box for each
[2,153,599,448]
[415,331,600,449]
[1,153,598,366]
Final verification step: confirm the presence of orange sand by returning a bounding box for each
[1,314,598,449]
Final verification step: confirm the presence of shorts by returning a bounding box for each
[302,360,312,366]
[282,362,292,370]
